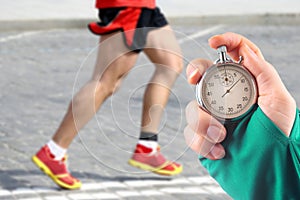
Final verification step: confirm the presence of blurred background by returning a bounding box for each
[0,0,300,20]
[1,1,300,200]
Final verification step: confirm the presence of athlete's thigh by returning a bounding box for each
[91,31,139,82]
[143,25,182,70]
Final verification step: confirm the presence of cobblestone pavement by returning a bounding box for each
[1,24,300,200]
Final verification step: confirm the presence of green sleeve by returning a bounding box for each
[199,106,300,200]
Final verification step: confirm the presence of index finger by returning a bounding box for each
[209,32,265,61]
[208,32,272,79]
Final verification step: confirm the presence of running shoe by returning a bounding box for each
[32,145,81,189]
[128,144,183,176]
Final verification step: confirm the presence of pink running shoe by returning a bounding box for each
[128,144,183,176]
[32,145,81,189]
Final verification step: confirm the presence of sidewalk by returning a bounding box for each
[1,23,300,200]
[1,0,300,31]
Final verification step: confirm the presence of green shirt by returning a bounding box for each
[199,105,300,200]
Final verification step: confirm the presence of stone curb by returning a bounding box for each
[1,13,300,32]
[168,13,300,26]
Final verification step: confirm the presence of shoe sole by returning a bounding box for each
[128,159,183,176]
[32,155,81,190]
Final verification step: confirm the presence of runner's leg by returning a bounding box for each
[141,25,183,133]
[52,31,139,148]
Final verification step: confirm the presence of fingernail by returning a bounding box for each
[207,125,223,142]
[211,146,225,159]
[187,67,199,81]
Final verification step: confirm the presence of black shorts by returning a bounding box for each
[88,7,168,53]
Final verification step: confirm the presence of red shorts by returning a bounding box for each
[88,7,168,53]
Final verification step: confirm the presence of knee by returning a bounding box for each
[71,79,120,111]
[94,78,123,99]
[94,81,114,99]
[169,56,184,75]
[175,58,184,74]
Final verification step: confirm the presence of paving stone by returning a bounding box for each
[1,25,300,200]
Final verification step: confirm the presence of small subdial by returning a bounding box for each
[219,72,234,87]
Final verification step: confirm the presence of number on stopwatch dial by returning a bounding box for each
[196,63,257,120]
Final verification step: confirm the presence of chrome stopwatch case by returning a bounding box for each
[196,46,258,121]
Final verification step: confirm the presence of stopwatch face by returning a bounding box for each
[196,63,257,120]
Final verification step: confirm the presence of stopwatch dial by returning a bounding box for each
[198,64,257,120]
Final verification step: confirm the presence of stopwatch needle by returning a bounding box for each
[224,66,228,79]
[221,76,243,98]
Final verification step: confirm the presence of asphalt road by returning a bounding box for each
[0,23,300,199]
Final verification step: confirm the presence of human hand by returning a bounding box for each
[184,32,296,160]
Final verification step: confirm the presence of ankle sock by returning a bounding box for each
[47,140,67,161]
[139,132,158,141]
[138,132,158,150]
[138,140,158,150]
